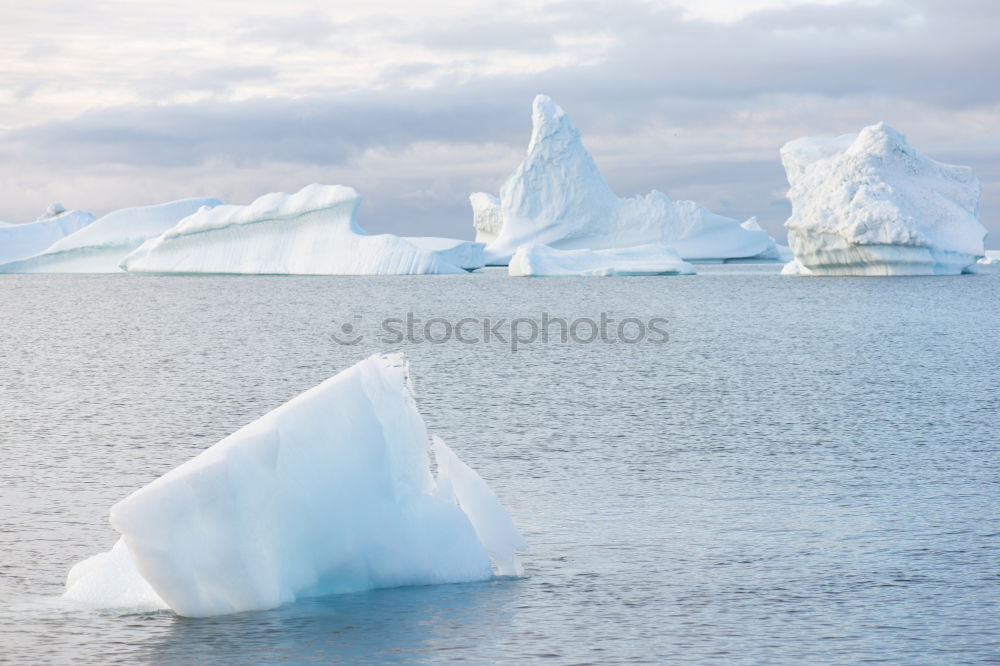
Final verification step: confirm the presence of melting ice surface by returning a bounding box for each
[780,123,986,276]
[64,353,525,618]
[121,184,480,274]
[472,95,773,265]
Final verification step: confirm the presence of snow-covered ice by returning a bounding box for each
[0,198,221,273]
[509,243,696,277]
[64,353,525,618]
[122,185,472,275]
[0,206,95,264]
[473,95,772,265]
[780,123,986,276]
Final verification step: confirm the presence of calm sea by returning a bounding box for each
[1,264,998,664]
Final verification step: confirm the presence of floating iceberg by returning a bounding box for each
[977,250,1000,265]
[780,123,986,276]
[509,243,696,277]
[403,237,485,271]
[473,95,772,265]
[64,354,525,618]
[0,198,221,273]
[470,193,502,245]
[736,217,793,263]
[122,185,471,275]
[0,205,95,264]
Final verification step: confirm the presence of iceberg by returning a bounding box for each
[473,95,772,265]
[509,243,696,277]
[977,250,1000,265]
[0,198,222,273]
[121,185,471,275]
[0,205,95,264]
[470,193,502,245]
[403,237,485,271]
[780,123,986,276]
[736,217,793,262]
[64,353,525,618]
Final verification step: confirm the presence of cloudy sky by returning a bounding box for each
[2,0,998,245]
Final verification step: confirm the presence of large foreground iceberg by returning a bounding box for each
[509,243,696,277]
[64,354,525,618]
[0,205,95,264]
[122,185,472,275]
[0,198,221,273]
[780,123,986,276]
[473,95,772,265]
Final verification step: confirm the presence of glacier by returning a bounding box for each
[780,122,986,276]
[509,243,696,277]
[472,95,773,265]
[0,198,222,273]
[0,205,95,264]
[63,353,525,618]
[121,185,473,275]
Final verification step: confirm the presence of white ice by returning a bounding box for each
[780,123,986,276]
[403,237,485,271]
[737,217,793,263]
[977,250,1000,265]
[0,206,95,264]
[473,95,772,266]
[0,198,221,273]
[64,353,525,618]
[122,185,472,275]
[509,243,696,277]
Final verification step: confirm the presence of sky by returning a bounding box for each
[1,0,998,245]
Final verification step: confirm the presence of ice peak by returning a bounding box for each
[848,122,911,159]
[528,94,575,153]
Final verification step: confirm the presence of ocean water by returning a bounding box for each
[1,264,998,664]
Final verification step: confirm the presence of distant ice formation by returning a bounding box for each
[122,185,474,275]
[509,243,696,277]
[780,123,986,276]
[403,237,485,271]
[977,250,999,265]
[64,354,525,618]
[0,206,95,265]
[471,95,772,265]
[738,217,793,262]
[0,198,221,273]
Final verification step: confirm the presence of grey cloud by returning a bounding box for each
[403,19,560,53]
[2,0,999,241]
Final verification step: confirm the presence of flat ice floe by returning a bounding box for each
[64,353,525,618]
[780,123,986,276]
[0,198,221,273]
[122,185,474,275]
[509,243,696,277]
[472,95,772,265]
[0,205,95,264]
